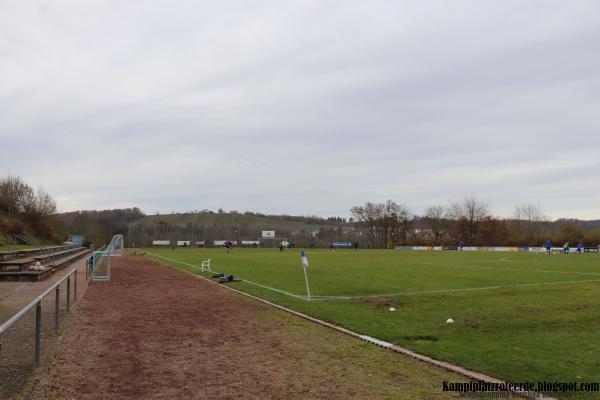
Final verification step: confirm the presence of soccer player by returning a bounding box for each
[577,242,583,254]
[545,239,552,255]
[563,240,569,255]
[458,240,465,251]
[354,242,359,251]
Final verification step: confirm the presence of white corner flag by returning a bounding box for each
[300,250,311,300]
[301,250,309,268]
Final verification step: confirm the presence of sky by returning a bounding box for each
[1,1,599,220]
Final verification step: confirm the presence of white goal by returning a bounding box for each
[92,234,123,281]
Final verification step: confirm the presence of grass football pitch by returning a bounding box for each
[143,247,600,387]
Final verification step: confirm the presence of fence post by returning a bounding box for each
[74,270,78,300]
[54,286,60,333]
[35,301,41,368]
[66,277,71,313]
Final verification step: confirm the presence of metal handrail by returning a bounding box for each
[10,233,49,251]
[0,267,77,335]
[0,264,82,367]
[9,233,58,267]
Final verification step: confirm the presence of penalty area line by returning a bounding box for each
[145,252,309,301]
[310,278,600,301]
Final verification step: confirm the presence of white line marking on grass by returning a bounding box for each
[234,278,309,300]
[309,279,600,301]
[146,252,309,301]
[421,262,600,277]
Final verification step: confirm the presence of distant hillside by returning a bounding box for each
[53,208,354,247]
[138,211,347,233]
[53,206,600,248]
[55,207,145,246]
[131,211,354,247]
[555,218,600,230]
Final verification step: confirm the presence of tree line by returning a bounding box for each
[351,197,600,248]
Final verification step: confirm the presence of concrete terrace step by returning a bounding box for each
[47,249,90,270]
[32,247,85,263]
[0,249,90,282]
[0,245,77,262]
[0,258,37,272]
[0,247,83,271]
[0,269,54,282]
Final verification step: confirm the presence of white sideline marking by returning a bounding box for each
[310,279,600,301]
[422,262,600,277]
[235,278,309,300]
[146,253,309,301]
[359,335,393,348]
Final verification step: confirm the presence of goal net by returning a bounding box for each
[92,234,123,281]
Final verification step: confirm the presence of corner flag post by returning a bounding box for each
[300,250,311,301]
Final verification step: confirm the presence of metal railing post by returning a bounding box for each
[66,277,71,313]
[54,286,60,333]
[0,264,83,377]
[74,270,78,300]
[35,301,41,367]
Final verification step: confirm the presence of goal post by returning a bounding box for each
[92,234,123,281]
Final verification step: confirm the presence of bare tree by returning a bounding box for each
[513,203,547,223]
[32,187,57,216]
[423,205,445,245]
[351,202,384,248]
[351,200,411,248]
[448,196,489,242]
[513,203,548,237]
[396,205,413,246]
[0,176,35,218]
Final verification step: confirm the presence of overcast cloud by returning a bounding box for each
[1,1,599,219]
